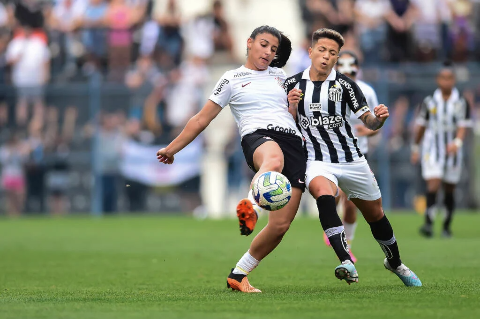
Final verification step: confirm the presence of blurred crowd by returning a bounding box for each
[0,0,479,215]
[0,0,235,216]
[296,0,480,68]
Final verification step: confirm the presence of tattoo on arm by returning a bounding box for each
[359,112,384,131]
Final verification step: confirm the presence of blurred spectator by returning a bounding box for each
[153,0,183,68]
[98,112,124,213]
[105,0,138,81]
[79,0,108,74]
[0,29,8,129]
[47,0,87,80]
[303,0,338,32]
[125,54,166,135]
[409,0,450,62]
[448,0,475,62]
[0,131,28,217]
[45,137,70,215]
[13,0,45,30]
[354,0,390,64]
[6,26,50,128]
[211,0,234,59]
[384,0,415,62]
[165,55,208,138]
[24,119,46,213]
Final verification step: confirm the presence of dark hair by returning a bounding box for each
[249,25,292,68]
[338,50,359,66]
[311,28,344,50]
[438,60,455,75]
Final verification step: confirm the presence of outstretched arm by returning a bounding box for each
[157,100,222,164]
[358,104,389,131]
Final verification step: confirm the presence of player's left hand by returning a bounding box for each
[374,104,389,122]
[446,143,458,155]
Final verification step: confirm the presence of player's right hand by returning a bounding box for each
[157,148,175,164]
[288,88,303,106]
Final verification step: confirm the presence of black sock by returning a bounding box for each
[317,195,352,263]
[443,192,455,231]
[425,192,437,225]
[369,215,402,269]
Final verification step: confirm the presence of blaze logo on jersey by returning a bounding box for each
[329,83,342,102]
[299,114,343,130]
[214,79,229,95]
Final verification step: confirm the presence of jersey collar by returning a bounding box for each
[302,67,336,82]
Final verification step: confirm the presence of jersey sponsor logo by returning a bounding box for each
[267,124,297,135]
[275,77,284,88]
[284,77,297,88]
[309,103,322,111]
[299,114,343,130]
[269,69,283,75]
[233,72,252,78]
[242,82,251,87]
[338,78,359,109]
[328,83,342,102]
[213,79,229,95]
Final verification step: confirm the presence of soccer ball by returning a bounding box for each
[252,171,292,211]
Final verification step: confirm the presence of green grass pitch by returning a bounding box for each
[1,212,479,319]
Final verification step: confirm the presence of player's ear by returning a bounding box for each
[308,47,312,58]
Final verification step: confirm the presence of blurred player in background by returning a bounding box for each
[321,50,379,263]
[157,26,309,293]
[287,28,421,287]
[411,61,472,238]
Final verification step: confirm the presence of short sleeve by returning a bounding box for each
[208,73,232,108]
[415,99,429,126]
[341,78,369,118]
[457,98,472,127]
[5,39,20,62]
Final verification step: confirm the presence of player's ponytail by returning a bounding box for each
[270,32,292,68]
[248,25,292,68]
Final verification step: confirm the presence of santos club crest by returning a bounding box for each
[329,83,342,102]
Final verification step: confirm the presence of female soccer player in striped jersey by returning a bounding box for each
[157,26,307,293]
[287,28,422,287]
[411,61,472,238]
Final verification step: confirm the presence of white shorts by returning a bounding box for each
[421,160,462,184]
[306,158,382,201]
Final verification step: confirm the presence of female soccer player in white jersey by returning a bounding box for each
[157,26,307,293]
[287,28,422,287]
[321,51,380,262]
[411,61,472,238]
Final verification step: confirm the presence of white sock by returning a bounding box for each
[344,222,357,242]
[232,250,260,275]
[248,189,266,215]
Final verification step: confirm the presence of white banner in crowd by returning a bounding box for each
[120,139,202,186]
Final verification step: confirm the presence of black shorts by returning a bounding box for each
[241,129,307,191]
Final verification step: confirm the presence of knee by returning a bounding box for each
[268,219,291,238]
[261,156,283,173]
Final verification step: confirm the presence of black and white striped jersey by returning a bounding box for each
[285,68,370,163]
[416,88,472,165]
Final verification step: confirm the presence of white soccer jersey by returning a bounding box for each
[208,65,301,138]
[349,80,378,154]
[285,68,370,163]
[416,88,472,180]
